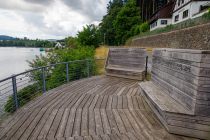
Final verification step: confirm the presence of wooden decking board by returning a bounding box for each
[94,109,104,135]
[106,110,119,134]
[56,109,71,138]
[112,109,127,134]
[118,110,134,133]
[100,109,111,135]
[0,76,197,140]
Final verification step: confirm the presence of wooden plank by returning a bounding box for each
[56,108,71,138]
[7,108,40,140]
[106,110,119,134]
[94,109,104,135]
[101,134,111,140]
[117,96,123,109]
[112,109,126,134]
[122,96,128,109]
[100,109,111,135]
[72,109,82,136]
[111,96,118,109]
[117,110,134,133]
[65,109,76,137]
[47,108,65,139]
[89,95,99,136]
[38,109,58,139]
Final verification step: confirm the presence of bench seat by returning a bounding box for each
[140,81,193,115]
[105,48,147,80]
[139,48,210,140]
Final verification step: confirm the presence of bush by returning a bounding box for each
[202,8,210,19]
[4,84,41,113]
[139,22,150,33]
[29,46,96,90]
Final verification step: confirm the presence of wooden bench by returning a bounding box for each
[105,48,147,80]
[139,48,210,140]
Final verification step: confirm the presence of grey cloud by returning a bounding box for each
[0,0,44,12]
[24,0,53,6]
[62,0,107,21]
[0,0,109,39]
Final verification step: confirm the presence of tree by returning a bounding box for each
[77,24,100,48]
[65,37,79,48]
[113,0,142,45]
[99,0,124,45]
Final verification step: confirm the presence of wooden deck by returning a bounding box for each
[0,76,197,140]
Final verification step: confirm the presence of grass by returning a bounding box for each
[95,46,109,59]
[95,46,109,75]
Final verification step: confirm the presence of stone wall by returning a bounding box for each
[131,23,210,50]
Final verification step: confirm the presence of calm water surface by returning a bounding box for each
[0,47,45,80]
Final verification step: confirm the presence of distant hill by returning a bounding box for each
[47,39,58,42]
[0,35,16,41]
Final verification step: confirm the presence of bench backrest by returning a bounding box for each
[152,48,210,115]
[106,48,147,69]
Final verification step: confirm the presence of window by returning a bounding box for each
[161,20,168,25]
[151,21,157,28]
[178,0,181,6]
[175,15,179,22]
[183,10,189,18]
[181,0,184,4]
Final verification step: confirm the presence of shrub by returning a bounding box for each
[202,8,210,19]
[4,46,97,113]
[139,22,150,33]
[4,84,41,113]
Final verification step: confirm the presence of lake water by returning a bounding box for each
[0,47,45,80]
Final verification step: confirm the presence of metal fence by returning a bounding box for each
[0,59,105,116]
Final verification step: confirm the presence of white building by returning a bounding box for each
[149,1,174,31]
[149,0,210,31]
[172,0,210,24]
[55,42,65,48]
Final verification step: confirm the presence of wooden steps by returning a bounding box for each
[105,48,147,80]
[139,48,210,140]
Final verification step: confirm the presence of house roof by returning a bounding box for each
[149,1,175,24]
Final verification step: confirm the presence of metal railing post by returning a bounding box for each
[42,67,46,94]
[86,60,90,77]
[12,75,19,110]
[66,63,69,82]
[145,56,148,80]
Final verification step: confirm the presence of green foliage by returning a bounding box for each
[202,8,210,19]
[28,46,95,90]
[139,22,150,33]
[113,0,141,45]
[99,0,124,45]
[0,38,55,48]
[133,22,149,35]
[77,24,101,48]
[65,37,79,48]
[4,84,41,113]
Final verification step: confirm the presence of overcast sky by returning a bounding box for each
[0,0,109,39]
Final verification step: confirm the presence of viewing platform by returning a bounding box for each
[0,76,195,140]
[1,47,208,140]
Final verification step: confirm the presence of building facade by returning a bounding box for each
[172,0,210,24]
[137,0,172,21]
[148,0,210,31]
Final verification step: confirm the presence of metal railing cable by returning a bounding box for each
[0,59,105,116]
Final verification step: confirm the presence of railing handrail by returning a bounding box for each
[0,58,106,114]
[0,58,105,83]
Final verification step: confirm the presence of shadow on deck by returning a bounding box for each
[0,76,197,140]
